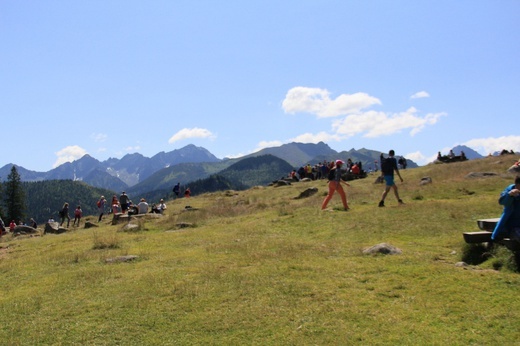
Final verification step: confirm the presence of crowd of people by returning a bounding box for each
[290,159,367,182]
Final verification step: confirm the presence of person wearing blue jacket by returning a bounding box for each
[491,175,520,241]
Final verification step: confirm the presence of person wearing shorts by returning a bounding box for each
[378,149,404,207]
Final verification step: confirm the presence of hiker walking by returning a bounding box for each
[321,160,350,211]
[59,202,70,227]
[378,150,404,207]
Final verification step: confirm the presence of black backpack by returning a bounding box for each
[327,168,336,181]
[381,156,394,175]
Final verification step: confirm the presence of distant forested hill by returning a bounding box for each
[23,180,115,224]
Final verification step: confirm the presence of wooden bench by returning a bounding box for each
[463,231,492,243]
[462,218,498,243]
[476,218,500,231]
[463,218,520,251]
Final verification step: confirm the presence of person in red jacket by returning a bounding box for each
[73,206,82,227]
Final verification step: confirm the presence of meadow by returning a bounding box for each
[1,155,520,345]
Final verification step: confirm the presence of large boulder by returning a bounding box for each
[363,243,402,255]
[465,172,498,179]
[84,221,99,229]
[294,187,318,199]
[120,223,140,232]
[420,176,432,185]
[44,222,66,234]
[13,225,39,235]
[105,255,139,263]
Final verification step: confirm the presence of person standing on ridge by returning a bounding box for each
[97,195,106,222]
[73,206,82,227]
[321,160,350,211]
[59,202,70,227]
[378,149,404,207]
[173,183,180,198]
[119,191,130,214]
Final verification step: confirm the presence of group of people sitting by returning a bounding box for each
[437,150,467,162]
[291,159,364,181]
[127,198,168,215]
[97,192,168,222]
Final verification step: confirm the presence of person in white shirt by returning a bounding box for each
[157,199,167,214]
[137,198,149,214]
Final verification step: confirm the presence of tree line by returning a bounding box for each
[0,166,114,224]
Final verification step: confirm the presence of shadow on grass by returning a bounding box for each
[461,243,493,265]
[462,243,520,272]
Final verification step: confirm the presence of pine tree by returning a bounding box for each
[4,166,26,223]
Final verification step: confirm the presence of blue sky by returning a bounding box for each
[1,1,519,172]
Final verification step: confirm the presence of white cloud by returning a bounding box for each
[410,91,430,99]
[463,135,520,156]
[282,87,381,118]
[91,133,108,142]
[332,108,447,138]
[404,151,425,163]
[168,127,215,144]
[53,145,88,168]
[125,146,141,152]
[282,86,446,144]
[404,150,440,166]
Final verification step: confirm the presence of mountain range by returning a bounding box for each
[0,142,486,195]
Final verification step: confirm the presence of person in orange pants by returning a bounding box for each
[322,160,351,211]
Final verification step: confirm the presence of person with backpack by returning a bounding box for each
[378,150,404,207]
[321,160,350,211]
[59,202,70,228]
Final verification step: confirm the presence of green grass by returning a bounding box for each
[2,156,520,345]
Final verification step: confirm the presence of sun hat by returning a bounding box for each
[335,160,345,165]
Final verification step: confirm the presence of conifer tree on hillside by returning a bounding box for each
[4,166,26,223]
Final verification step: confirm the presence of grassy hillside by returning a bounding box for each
[1,155,520,345]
